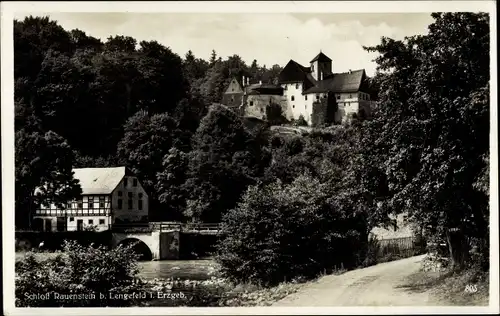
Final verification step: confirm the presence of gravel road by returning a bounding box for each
[273,255,438,306]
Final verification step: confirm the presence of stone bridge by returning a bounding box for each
[111,223,221,260]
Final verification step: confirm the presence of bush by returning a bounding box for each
[15,240,145,307]
[215,174,368,286]
[294,115,308,127]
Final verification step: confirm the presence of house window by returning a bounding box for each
[337,95,340,100]
[88,219,93,225]
[349,94,353,99]
[118,191,122,197]
[133,178,138,187]
[231,96,234,102]
[69,217,74,222]
[117,199,122,209]
[128,199,133,210]
[291,96,295,101]
[99,219,105,225]
[284,85,287,90]
[250,101,254,106]
[138,200,143,211]
[128,192,133,198]
[305,95,307,100]
[316,94,320,100]
[78,200,83,209]
[138,193,143,199]
[99,196,105,208]
[88,197,94,209]
[231,88,234,91]
[295,83,300,89]
[124,178,128,187]
[67,202,72,209]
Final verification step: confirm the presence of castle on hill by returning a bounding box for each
[221,51,373,126]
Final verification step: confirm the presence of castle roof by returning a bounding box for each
[303,69,367,94]
[278,60,314,85]
[310,51,332,63]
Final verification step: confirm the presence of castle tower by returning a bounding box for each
[310,51,332,81]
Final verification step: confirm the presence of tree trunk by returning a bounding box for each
[446,229,469,270]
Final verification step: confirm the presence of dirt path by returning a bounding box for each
[273,255,440,306]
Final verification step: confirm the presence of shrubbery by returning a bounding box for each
[215,174,369,286]
[16,240,145,307]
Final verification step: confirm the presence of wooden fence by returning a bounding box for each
[377,236,424,260]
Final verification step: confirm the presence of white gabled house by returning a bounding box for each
[33,166,149,232]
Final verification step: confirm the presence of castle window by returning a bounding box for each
[291,96,295,101]
[250,101,254,106]
[305,95,307,100]
[292,105,295,108]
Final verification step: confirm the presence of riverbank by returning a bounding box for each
[15,250,307,306]
[15,251,220,281]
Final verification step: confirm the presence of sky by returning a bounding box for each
[14,12,435,76]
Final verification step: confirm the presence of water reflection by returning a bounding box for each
[137,259,219,281]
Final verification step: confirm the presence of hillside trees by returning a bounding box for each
[363,12,490,269]
[183,104,268,222]
[15,116,82,228]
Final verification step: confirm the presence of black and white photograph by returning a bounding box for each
[1,1,498,314]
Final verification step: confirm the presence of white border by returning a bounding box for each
[2,1,498,315]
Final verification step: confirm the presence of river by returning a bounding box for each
[15,252,219,281]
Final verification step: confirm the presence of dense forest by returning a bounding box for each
[14,16,283,226]
[15,13,490,278]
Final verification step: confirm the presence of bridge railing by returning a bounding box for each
[16,222,223,233]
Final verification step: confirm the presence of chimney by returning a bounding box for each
[320,72,323,81]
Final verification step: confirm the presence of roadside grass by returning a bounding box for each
[398,267,489,306]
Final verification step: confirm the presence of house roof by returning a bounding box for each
[72,167,127,195]
[303,69,366,94]
[310,52,332,63]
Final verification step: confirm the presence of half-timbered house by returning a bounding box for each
[33,167,149,232]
